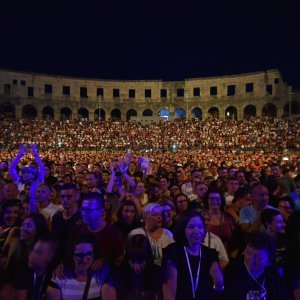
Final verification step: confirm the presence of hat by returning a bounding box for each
[21,165,38,177]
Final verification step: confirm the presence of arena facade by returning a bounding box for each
[0,69,299,121]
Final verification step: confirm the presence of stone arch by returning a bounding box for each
[159,108,170,120]
[175,108,186,119]
[244,105,257,118]
[42,106,54,120]
[191,107,202,119]
[94,109,106,121]
[111,108,121,120]
[283,100,300,116]
[126,109,137,121]
[60,107,72,121]
[143,109,153,116]
[78,108,89,120]
[0,102,15,118]
[208,107,219,119]
[262,103,277,117]
[22,104,37,119]
[225,106,238,120]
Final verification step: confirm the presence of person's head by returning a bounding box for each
[81,192,105,227]
[148,182,162,202]
[251,184,269,210]
[101,170,109,183]
[270,163,282,179]
[142,203,162,230]
[2,183,19,200]
[117,200,138,224]
[217,166,228,179]
[236,171,247,186]
[205,189,225,211]
[170,185,180,198]
[226,178,239,195]
[228,166,237,178]
[160,198,176,225]
[60,183,79,210]
[244,233,275,275]
[159,176,169,191]
[75,172,85,185]
[21,166,38,183]
[20,213,49,244]
[85,172,98,188]
[43,163,52,178]
[260,208,285,236]
[2,199,21,227]
[175,193,189,213]
[195,182,208,199]
[277,196,294,221]
[175,211,206,247]
[135,181,146,195]
[36,183,51,204]
[28,235,59,275]
[199,209,210,228]
[72,235,95,274]
[128,162,137,173]
[232,187,252,208]
[19,199,30,222]
[125,234,154,275]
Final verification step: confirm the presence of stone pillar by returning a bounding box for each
[15,107,22,119]
[89,111,94,121]
[237,107,243,120]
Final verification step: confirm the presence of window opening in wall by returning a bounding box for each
[21,80,26,86]
[13,79,17,85]
[227,85,235,96]
[45,84,52,94]
[274,78,279,84]
[177,88,184,97]
[4,84,11,94]
[193,87,200,97]
[97,88,104,97]
[145,89,151,98]
[113,89,120,98]
[63,86,70,95]
[210,86,217,96]
[160,89,167,98]
[266,84,273,95]
[80,87,88,98]
[28,87,34,97]
[245,83,254,93]
[129,89,135,98]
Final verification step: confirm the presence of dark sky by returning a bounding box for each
[1,1,299,86]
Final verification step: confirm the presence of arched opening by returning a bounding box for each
[175,108,186,119]
[111,108,121,121]
[159,109,170,120]
[262,103,277,117]
[94,109,106,121]
[126,109,137,121]
[0,102,15,118]
[78,108,89,120]
[22,104,37,119]
[225,106,238,120]
[208,107,219,119]
[60,107,72,121]
[42,106,54,120]
[191,107,202,119]
[244,105,257,118]
[142,109,153,116]
[283,100,300,116]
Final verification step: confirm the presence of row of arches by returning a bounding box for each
[1,101,300,120]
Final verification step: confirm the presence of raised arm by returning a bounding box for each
[31,144,45,183]
[9,144,27,183]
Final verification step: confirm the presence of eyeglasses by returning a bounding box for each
[74,251,94,260]
[278,205,292,210]
[177,200,188,204]
[80,207,101,213]
[208,197,221,202]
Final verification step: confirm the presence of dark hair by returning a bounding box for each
[247,233,276,261]
[260,208,281,228]
[2,199,21,211]
[232,187,250,203]
[174,211,206,246]
[74,234,96,249]
[117,200,138,221]
[23,214,49,244]
[82,192,104,208]
[60,183,78,192]
[125,234,154,263]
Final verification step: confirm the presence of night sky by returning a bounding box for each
[1,1,299,86]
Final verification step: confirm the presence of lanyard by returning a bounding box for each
[244,263,267,299]
[184,246,201,299]
[33,272,46,300]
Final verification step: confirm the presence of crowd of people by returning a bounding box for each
[0,116,299,152]
[0,115,299,299]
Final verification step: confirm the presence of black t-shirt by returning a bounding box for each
[162,242,218,300]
